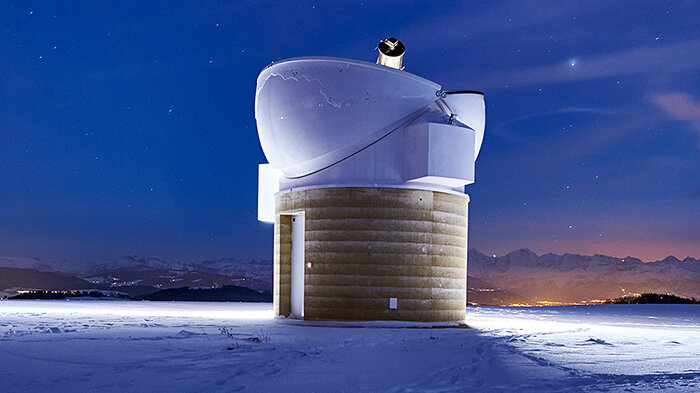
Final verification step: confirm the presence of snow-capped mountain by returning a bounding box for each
[468,248,700,304]
[0,256,274,296]
[0,256,60,273]
[86,256,273,282]
[0,255,273,282]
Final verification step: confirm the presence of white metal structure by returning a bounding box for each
[256,56,485,222]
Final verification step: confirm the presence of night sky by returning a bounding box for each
[1,1,699,264]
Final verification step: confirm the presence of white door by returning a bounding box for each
[290,213,305,318]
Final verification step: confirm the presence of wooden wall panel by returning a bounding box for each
[274,187,468,322]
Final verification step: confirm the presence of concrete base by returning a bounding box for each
[274,187,468,322]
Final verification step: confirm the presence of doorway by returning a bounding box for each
[290,213,305,318]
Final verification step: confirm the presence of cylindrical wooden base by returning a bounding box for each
[274,187,468,322]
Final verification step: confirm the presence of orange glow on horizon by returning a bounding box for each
[484,237,700,262]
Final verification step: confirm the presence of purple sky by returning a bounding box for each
[1,1,699,264]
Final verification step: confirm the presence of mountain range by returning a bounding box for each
[1,249,698,305]
[467,249,700,305]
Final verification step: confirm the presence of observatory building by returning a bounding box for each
[255,38,485,322]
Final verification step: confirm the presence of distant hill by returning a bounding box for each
[467,276,527,306]
[82,268,269,293]
[0,255,273,292]
[10,290,130,300]
[0,256,57,272]
[136,285,272,302]
[0,267,99,292]
[0,267,158,299]
[87,256,273,283]
[605,293,700,305]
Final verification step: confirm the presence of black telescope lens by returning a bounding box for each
[378,38,405,57]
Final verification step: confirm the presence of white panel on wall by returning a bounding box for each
[257,164,280,223]
[403,122,475,187]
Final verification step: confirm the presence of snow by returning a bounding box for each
[0,301,698,392]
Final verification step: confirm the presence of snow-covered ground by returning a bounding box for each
[0,301,697,392]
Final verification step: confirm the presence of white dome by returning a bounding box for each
[442,92,486,160]
[255,57,441,178]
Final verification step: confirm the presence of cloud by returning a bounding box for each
[487,106,623,148]
[650,93,700,145]
[496,106,619,126]
[541,115,653,166]
[404,0,604,43]
[470,38,700,90]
